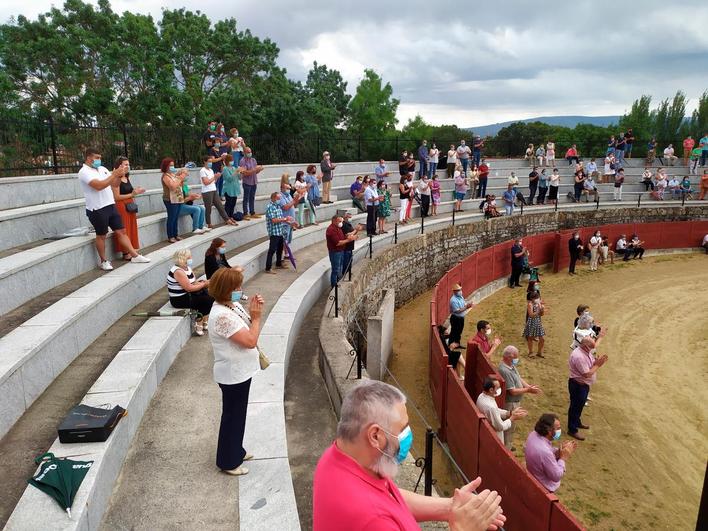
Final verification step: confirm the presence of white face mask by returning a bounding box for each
[485,328,492,336]
[337,222,343,228]
[494,387,502,397]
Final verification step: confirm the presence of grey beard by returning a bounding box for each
[370,448,400,479]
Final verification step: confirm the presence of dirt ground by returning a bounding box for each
[390,253,708,530]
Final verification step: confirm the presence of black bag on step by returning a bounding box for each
[58,404,127,443]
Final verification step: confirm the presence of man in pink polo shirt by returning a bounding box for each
[567,336,608,441]
[313,380,506,530]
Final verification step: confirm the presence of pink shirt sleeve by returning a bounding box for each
[542,452,566,483]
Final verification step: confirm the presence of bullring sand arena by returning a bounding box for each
[390,253,708,530]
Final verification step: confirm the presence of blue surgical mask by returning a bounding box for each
[245,153,252,158]
[394,426,413,464]
[231,290,243,302]
[207,162,213,169]
[169,166,176,173]
[218,247,226,255]
[92,159,102,168]
[553,429,562,441]
[186,258,193,267]
[511,358,519,366]
[215,143,221,148]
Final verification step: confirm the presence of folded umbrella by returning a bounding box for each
[28,452,93,519]
[283,240,297,270]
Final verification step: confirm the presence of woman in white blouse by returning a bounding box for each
[446,144,458,179]
[208,267,264,476]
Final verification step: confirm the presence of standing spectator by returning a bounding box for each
[454,169,468,212]
[470,320,503,360]
[615,133,626,165]
[524,413,577,493]
[646,137,657,166]
[613,168,625,201]
[689,147,702,174]
[321,151,336,204]
[417,140,429,178]
[446,144,457,178]
[567,336,608,441]
[606,135,616,155]
[448,283,473,350]
[568,231,583,275]
[469,165,480,197]
[111,156,145,260]
[239,147,265,220]
[523,291,546,358]
[167,248,212,335]
[325,215,356,287]
[507,171,520,192]
[502,184,517,216]
[341,211,361,276]
[509,237,525,288]
[699,169,708,200]
[305,165,322,221]
[429,175,441,217]
[201,156,236,228]
[663,144,678,165]
[537,169,549,205]
[377,181,392,233]
[204,237,231,279]
[548,168,560,206]
[603,152,616,184]
[477,159,490,198]
[202,120,217,152]
[228,128,245,167]
[398,176,412,224]
[476,377,528,444]
[582,173,598,202]
[364,178,383,236]
[406,152,416,179]
[628,234,646,259]
[374,158,390,183]
[277,179,302,247]
[456,139,471,175]
[177,168,208,234]
[535,144,546,167]
[565,145,579,166]
[573,169,585,203]
[545,141,555,168]
[624,128,635,158]
[588,230,602,271]
[498,345,542,450]
[472,135,484,167]
[214,124,229,196]
[683,135,695,165]
[528,167,539,205]
[350,175,366,212]
[418,174,432,217]
[428,143,440,177]
[222,154,242,220]
[700,132,708,167]
[313,380,506,531]
[524,144,535,165]
[264,192,292,274]
[398,150,410,177]
[680,176,693,198]
[208,267,263,476]
[162,158,185,243]
[77,149,151,270]
[293,172,310,226]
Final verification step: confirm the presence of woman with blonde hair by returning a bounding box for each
[166,248,213,335]
[208,267,264,476]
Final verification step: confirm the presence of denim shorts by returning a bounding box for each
[455,192,466,201]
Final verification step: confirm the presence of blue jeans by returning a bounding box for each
[461,158,469,175]
[418,160,427,178]
[615,149,624,165]
[329,251,343,287]
[179,203,205,231]
[242,184,257,215]
[429,162,438,177]
[232,151,243,168]
[702,149,708,166]
[163,200,182,238]
[504,204,514,216]
[473,149,481,167]
[342,249,353,277]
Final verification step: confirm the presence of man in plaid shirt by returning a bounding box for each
[265,192,293,274]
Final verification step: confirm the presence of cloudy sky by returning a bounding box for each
[2,0,708,127]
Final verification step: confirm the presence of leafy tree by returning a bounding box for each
[690,91,708,137]
[301,62,350,134]
[347,69,399,138]
[401,115,434,144]
[619,95,653,144]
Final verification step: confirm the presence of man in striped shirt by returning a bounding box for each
[265,192,293,274]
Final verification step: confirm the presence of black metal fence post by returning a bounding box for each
[420,213,424,234]
[554,200,558,212]
[180,127,187,166]
[682,193,686,207]
[334,283,339,318]
[356,348,362,379]
[122,124,129,158]
[369,234,373,258]
[424,428,433,496]
[48,116,59,175]
[357,135,362,161]
[596,194,600,210]
[637,193,642,208]
[394,222,398,243]
[520,201,524,216]
[452,208,456,226]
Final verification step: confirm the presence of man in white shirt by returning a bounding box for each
[363,180,383,236]
[616,234,630,261]
[476,377,527,443]
[77,148,150,270]
[663,144,677,166]
[667,176,681,198]
[456,140,471,176]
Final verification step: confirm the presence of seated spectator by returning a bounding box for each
[585,158,598,179]
[476,377,527,443]
[176,168,209,234]
[350,175,366,212]
[535,145,546,167]
[469,320,503,360]
[524,413,577,493]
[616,234,630,261]
[667,176,681,198]
[204,237,231,279]
[482,194,502,218]
[437,325,463,378]
[653,169,668,200]
[565,144,579,165]
[680,176,693,198]
[525,143,535,165]
[627,234,645,260]
[313,381,505,530]
[581,174,598,202]
[641,168,655,191]
[663,144,678,166]
[167,248,213,336]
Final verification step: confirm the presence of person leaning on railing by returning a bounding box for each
[524,413,577,493]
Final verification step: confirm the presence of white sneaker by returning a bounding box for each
[131,254,151,263]
[204,227,213,232]
[193,228,206,234]
[99,260,113,271]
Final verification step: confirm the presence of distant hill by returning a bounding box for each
[467,116,620,137]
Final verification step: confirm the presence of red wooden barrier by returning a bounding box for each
[477,422,556,531]
[492,241,513,280]
[461,253,478,295]
[550,501,587,531]
[444,368,484,480]
[476,247,495,287]
[429,329,448,426]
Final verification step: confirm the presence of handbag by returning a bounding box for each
[125,202,138,213]
[228,303,270,371]
[58,404,127,443]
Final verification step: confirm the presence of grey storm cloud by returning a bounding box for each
[2,0,708,125]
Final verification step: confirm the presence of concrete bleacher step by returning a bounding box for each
[0,199,354,441]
